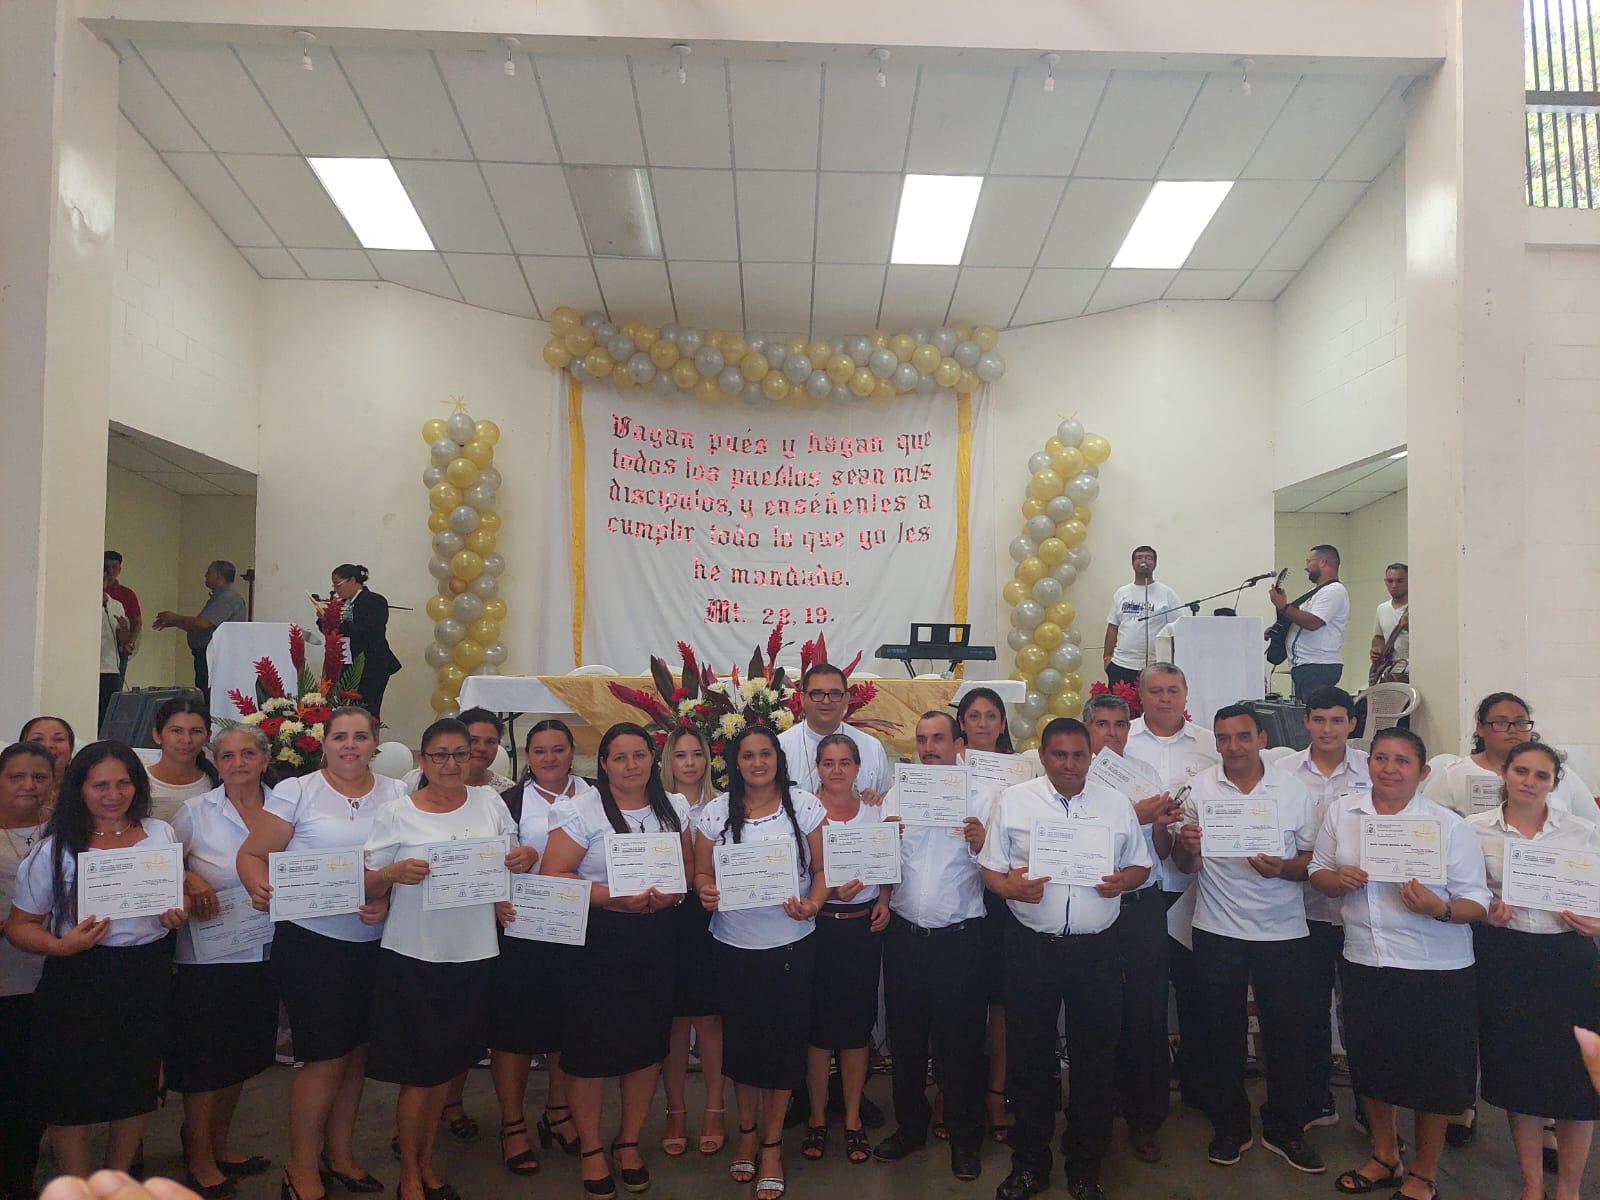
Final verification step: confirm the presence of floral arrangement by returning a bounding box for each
[217,599,365,773]
[1087,678,1189,723]
[607,624,890,791]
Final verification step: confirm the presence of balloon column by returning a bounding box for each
[419,406,509,717]
[540,307,1006,404]
[1003,419,1113,752]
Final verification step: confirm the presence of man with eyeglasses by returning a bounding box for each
[777,662,890,800]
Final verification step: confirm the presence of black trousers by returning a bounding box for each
[0,993,43,1200]
[1006,920,1121,1186]
[98,672,120,728]
[1192,928,1313,1142]
[883,915,986,1149]
[1164,892,1204,1102]
[192,648,210,693]
[1291,663,1344,701]
[1104,663,1141,689]
[1304,919,1344,1111]
[1112,887,1169,1133]
[359,669,392,721]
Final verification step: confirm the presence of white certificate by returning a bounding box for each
[823,823,902,887]
[422,836,511,910]
[1086,748,1163,803]
[268,848,363,922]
[190,885,275,961]
[505,875,591,945]
[1028,818,1114,886]
[1198,799,1282,858]
[966,750,1038,801]
[1502,839,1600,916]
[714,839,801,912]
[895,763,971,826]
[604,832,687,898]
[1359,817,1446,884]
[77,843,183,921]
[1468,776,1502,812]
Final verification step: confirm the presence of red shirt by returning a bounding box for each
[105,581,141,625]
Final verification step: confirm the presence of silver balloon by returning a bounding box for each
[1079,461,1099,477]
[975,350,1006,382]
[446,411,476,443]
[1012,600,1045,631]
[764,341,788,369]
[607,334,635,361]
[451,593,484,622]
[676,328,703,355]
[1056,418,1084,446]
[594,321,617,341]
[448,504,481,534]
[931,327,958,356]
[478,466,502,491]
[694,345,725,377]
[581,311,607,331]
[916,373,937,394]
[427,555,452,581]
[892,362,919,393]
[1008,536,1037,563]
[867,347,898,379]
[1050,562,1078,587]
[430,438,460,467]
[422,465,444,488]
[1063,627,1083,647]
[1045,495,1074,523]
[783,353,812,384]
[746,335,767,354]
[659,323,681,341]
[1031,577,1064,606]
[806,370,833,400]
[1019,690,1047,720]
[1025,515,1055,543]
[424,642,453,669]
[953,340,981,368]
[465,483,497,511]
[718,366,745,394]
[1049,645,1083,673]
[652,372,677,394]
[570,360,596,383]
[1065,473,1101,505]
[434,618,467,646]
[846,335,873,362]
[829,336,846,354]
[626,351,655,384]
[1010,716,1035,740]
[830,382,854,405]
[432,530,464,556]
[1006,628,1032,652]
[480,552,506,577]
[470,574,499,598]
[1065,547,1091,570]
[1035,668,1065,696]
[1028,451,1054,474]
[742,381,764,404]
[910,327,930,345]
[481,641,508,667]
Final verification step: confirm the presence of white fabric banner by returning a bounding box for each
[565,379,993,674]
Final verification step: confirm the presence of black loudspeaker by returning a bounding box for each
[1253,699,1310,750]
[99,687,205,746]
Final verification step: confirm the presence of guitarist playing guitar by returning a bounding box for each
[1369,563,1410,684]
[1267,546,1350,700]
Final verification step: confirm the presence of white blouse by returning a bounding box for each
[1468,805,1600,935]
[364,786,517,963]
[697,791,826,950]
[13,820,179,947]
[818,797,889,905]
[264,771,408,943]
[547,789,691,886]
[519,776,596,857]
[148,772,216,825]
[172,784,269,965]
[1424,754,1596,824]
[0,823,47,996]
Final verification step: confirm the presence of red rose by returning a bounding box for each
[711,738,726,755]
[671,687,690,703]
[294,735,321,753]
[259,717,284,736]
[652,731,668,749]
[339,688,361,701]
[301,704,332,724]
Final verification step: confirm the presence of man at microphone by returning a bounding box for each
[1103,547,1183,688]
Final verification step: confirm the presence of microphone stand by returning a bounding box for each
[1138,574,1275,624]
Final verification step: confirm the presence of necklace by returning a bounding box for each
[530,777,574,802]
[0,822,39,860]
[91,822,135,839]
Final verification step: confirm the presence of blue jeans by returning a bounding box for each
[1291,662,1344,700]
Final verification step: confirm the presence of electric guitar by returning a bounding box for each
[1369,607,1409,685]
[1264,568,1322,665]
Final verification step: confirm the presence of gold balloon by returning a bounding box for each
[740,352,769,382]
[1027,469,1064,502]
[873,377,896,401]
[1049,689,1082,718]
[1061,672,1083,694]
[1037,537,1068,565]
[474,419,501,446]
[890,333,918,363]
[723,335,747,363]
[934,358,961,388]
[650,338,681,369]
[1055,519,1088,548]
[633,325,658,350]
[430,687,458,714]
[807,339,832,365]
[1002,579,1029,607]
[1016,645,1048,675]
[583,348,614,378]
[1045,601,1077,628]
[439,674,464,699]
[695,377,722,403]
[1044,437,1066,459]
[1051,444,1085,475]
[445,457,480,488]
[448,577,469,595]
[476,510,502,533]
[1072,504,1093,525]
[465,528,497,555]
[450,549,485,581]
[671,358,699,389]
[761,373,791,402]
[425,594,453,621]
[705,330,725,350]
[437,663,466,690]
[429,482,463,513]
[543,339,572,369]
[1016,556,1047,585]
[869,330,890,350]
[1019,736,1041,753]
[1033,621,1063,650]
[564,328,595,356]
[482,597,508,622]
[422,418,449,444]
[427,510,450,534]
[973,325,999,352]
[785,335,807,356]
[958,367,979,393]
[849,367,876,398]
[911,343,941,375]
[468,617,501,645]
[452,639,486,670]
[462,439,495,467]
[550,305,581,335]
[1021,498,1046,520]
[952,320,972,339]
[827,353,857,384]
[1080,433,1111,464]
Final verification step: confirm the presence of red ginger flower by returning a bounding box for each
[254,657,287,699]
[288,625,306,672]
[229,689,257,716]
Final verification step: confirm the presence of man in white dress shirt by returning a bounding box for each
[777,663,890,798]
[1282,686,1370,1129]
[980,717,1152,1200]
[1269,545,1350,700]
[1102,546,1184,689]
[872,712,987,1181]
[1172,705,1323,1174]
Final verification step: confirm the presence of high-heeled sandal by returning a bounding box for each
[580,1146,616,1200]
[660,1108,688,1157]
[318,1153,384,1194]
[183,1174,236,1200]
[729,1124,759,1183]
[499,1120,540,1176]
[755,1139,786,1200]
[537,1105,580,1156]
[281,1171,325,1200]
[697,1107,726,1155]
[440,1100,479,1142]
[610,1140,651,1194]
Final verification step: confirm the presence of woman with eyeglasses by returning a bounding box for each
[1424,693,1597,826]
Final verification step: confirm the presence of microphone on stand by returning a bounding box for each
[1243,571,1278,585]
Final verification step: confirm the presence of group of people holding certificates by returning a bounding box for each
[2,662,1600,1200]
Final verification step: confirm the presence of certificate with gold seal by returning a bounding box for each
[1502,839,1600,916]
[604,832,687,897]
[713,840,801,912]
[894,764,971,827]
[1359,817,1445,885]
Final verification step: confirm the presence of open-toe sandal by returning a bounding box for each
[660,1109,688,1158]
[729,1125,759,1184]
[844,1127,870,1164]
[1335,1156,1405,1195]
[800,1125,826,1160]
[498,1121,539,1176]
[698,1107,726,1155]
[755,1140,786,1200]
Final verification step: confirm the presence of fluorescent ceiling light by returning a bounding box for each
[1111,180,1233,269]
[566,166,661,258]
[307,157,434,251]
[1389,450,1408,459]
[891,174,984,266]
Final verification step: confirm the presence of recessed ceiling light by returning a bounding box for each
[307,157,434,251]
[891,174,984,266]
[1389,450,1408,459]
[1110,180,1233,270]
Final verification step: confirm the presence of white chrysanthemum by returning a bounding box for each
[301,692,324,705]
[308,724,325,740]
[739,679,761,699]
[279,721,304,738]
[277,748,303,765]
[262,697,295,714]
[711,756,726,774]
[677,698,698,716]
[719,713,743,737]
[775,709,794,730]
[242,712,264,726]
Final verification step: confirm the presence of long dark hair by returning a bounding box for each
[152,695,220,786]
[1471,691,1532,754]
[724,724,808,872]
[594,723,682,834]
[46,741,151,929]
[956,686,1015,753]
[520,718,577,786]
[19,715,75,750]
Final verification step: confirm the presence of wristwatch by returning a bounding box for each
[1434,900,1453,924]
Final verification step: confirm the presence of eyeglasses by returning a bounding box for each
[422,749,472,764]
[806,689,846,702]
[1485,719,1535,733]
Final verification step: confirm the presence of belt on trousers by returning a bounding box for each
[819,903,874,920]
[1028,924,1115,943]
[1121,885,1163,906]
[890,914,979,938]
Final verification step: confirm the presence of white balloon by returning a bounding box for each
[1045,495,1074,523]
[1065,547,1091,570]
[1028,451,1054,474]
[806,370,833,400]
[676,328,703,355]
[830,383,854,405]
[1048,645,1082,673]
[694,345,725,377]
[445,412,476,443]
[570,361,596,383]
[652,372,677,394]
[1006,628,1032,651]
[607,334,635,361]
[422,465,444,488]
[581,311,607,331]
[465,483,497,511]
[1011,716,1035,740]
[1025,515,1056,543]
[718,366,745,394]
[626,351,655,383]
[481,641,508,667]
[659,323,681,341]
[746,335,767,353]
[829,336,846,354]
[742,381,764,404]
[1063,627,1083,647]
[1035,668,1065,695]
[1056,419,1084,446]
[975,350,1005,382]
[470,574,499,598]
[846,335,873,362]
[448,505,480,534]
[1050,563,1078,587]
[1012,600,1045,631]
[431,438,460,467]
[1019,690,1047,719]
[427,555,452,581]
[433,530,464,556]
[424,642,453,669]
[1031,577,1064,606]
[480,552,506,577]
[435,618,467,646]
[783,353,813,384]
[1065,473,1101,504]
[931,327,958,356]
[594,321,617,341]
[451,593,484,622]
[953,340,981,368]
[764,341,788,368]
[478,466,503,491]
[1009,536,1037,563]
[867,347,898,379]
[893,363,919,392]
[910,327,930,346]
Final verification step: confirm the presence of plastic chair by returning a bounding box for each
[1355,682,1420,750]
[491,745,512,780]
[570,664,619,676]
[371,740,415,780]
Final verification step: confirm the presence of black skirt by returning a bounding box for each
[30,938,173,1125]
[1476,924,1600,1120]
[167,961,279,1093]
[272,921,380,1063]
[982,889,1009,1005]
[808,907,882,1050]
[367,950,491,1088]
[1341,959,1477,1115]
[671,896,719,1018]
[487,931,567,1056]
[561,908,674,1079]
[717,935,816,1089]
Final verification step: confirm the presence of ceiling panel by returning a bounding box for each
[593,258,674,320]
[517,255,603,314]
[1036,178,1149,269]
[444,253,536,317]
[160,153,279,246]
[291,248,377,280]
[634,55,732,169]
[737,171,816,263]
[730,61,821,170]
[989,70,1106,176]
[1183,179,1314,271]
[1302,488,1394,513]
[1158,71,1296,180]
[879,265,958,328]
[963,176,1064,267]
[234,43,382,157]
[536,56,645,164]
[199,473,258,495]
[1075,71,1205,179]
[1011,268,1102,325]
[435,50,560,164]
[221,155,358,248]
[118,48,207,152]
[1234,269,1297,300]
[336,48,472,159]
[108,436,181,472]
[814,173,901,264]
[651,169,738,261]
[905,66,1013,175]
[1086,268,1177,314]
[811,263,888,332]
[238,246,303,277]
[668,261,745,329]
[393,160,510,253]
[133,43,295,154]
[1328,78,1408,181]
[481,164,586,256]
[1163,268,1249,300]
[742,263,814,331]
[1243,75,1393,180]
[948,267,1032,326]
[819,61,914,173]
[1257,180,1369,271]
[368,250,462,302]
[144,471,229,496]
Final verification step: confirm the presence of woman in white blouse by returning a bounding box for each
[146,696,221,824]
[694,724,830,1200]
[237,707,402,1200]
[0,741,54,1199]
[540,722,692,1200]
[168,726,277,1199]
[1424,692,1596,825]
[363,717,527,1200]
[1308,728,1489,1200]
[3,742,187,1176]
[1468,741,1600,1200]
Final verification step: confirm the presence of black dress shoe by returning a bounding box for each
[183,1175,237,1200]
[872,1129,927,1162]
[951,1144,981,1181]
[1068,1180,1107,1200]
[219,1156,273,1180]
[995,1167,1048,1199]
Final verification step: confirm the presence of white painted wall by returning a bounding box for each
[1274,157,1407,489]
